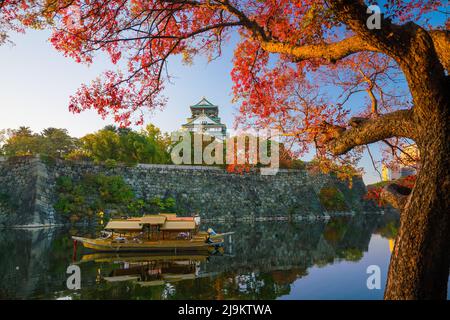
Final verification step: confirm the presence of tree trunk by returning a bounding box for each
[324,2,450,299]
[384,95,450,299]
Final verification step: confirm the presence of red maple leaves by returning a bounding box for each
[365,175,417,206]
[1,0,446,171]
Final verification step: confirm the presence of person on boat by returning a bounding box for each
[206,228,217,243]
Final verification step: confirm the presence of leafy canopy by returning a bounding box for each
[1,0,447,177]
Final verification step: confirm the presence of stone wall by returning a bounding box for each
[0,157,42,226]
[0,156,377,226]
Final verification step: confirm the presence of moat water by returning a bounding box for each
[0,213,448,299]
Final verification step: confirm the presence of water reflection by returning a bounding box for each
[80,253,213,286]
[0,213,405,299]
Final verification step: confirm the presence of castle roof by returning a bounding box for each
[190,97,218,109]
[183,113,223,126]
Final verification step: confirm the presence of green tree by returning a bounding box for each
[1,127,41,156]
[80,129,121,162]
[117,130,156,164]
[40,128,78,158]
[1,127,78,158]
[0,129,12,155]
[142,124,171,164]
[80,125,170,164]
[54,174,136,221]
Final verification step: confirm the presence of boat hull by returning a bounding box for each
[73,236,223,252]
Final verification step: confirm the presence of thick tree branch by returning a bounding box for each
[328,0,449,72]
[165,0,378,62]
[166,1,448,73]
[327,109,416,155]
[224,0,381,62]
[380,183,411,210]
[326,0,409,57]
[210,0,378,61]
[429,30,450,72]
[259,36,378,63]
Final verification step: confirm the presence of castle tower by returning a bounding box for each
[181,97,227,140]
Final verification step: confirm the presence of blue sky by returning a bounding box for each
[0,29,239,135]
[0,28,385,184]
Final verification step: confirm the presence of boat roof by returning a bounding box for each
[160,213,196,221]
[137,214,195,224]
[159,213,177,218]
[160,220,196,231]
[105,220,143,231]
[105,214,197,231]
[167,217,195,221]
[140,215,167,225]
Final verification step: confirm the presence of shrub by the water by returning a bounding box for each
[54,174,134,221]
[319,187,348,212]
[54,174,177,222]
[104,159,118,168]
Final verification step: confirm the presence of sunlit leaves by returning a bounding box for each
[2,0,445,178]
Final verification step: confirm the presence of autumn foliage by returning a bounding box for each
[3,0,443,180]
[1,0,450,299]
[365,175,417,206]
[0,1,445,165]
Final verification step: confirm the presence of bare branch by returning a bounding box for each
[367,144,382,180]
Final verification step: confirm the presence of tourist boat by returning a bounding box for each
[72,213,230,252]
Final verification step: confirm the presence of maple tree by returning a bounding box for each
[1,0,449,299]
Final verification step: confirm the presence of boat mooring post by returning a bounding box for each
[72,239,78,262]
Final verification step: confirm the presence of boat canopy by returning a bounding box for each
[140,215,167,225]
[105,220,143,231]
[105,214,197,232]
[160,220,196,231]
[160,213,177,219]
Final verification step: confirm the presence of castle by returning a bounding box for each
[180,97,227,140]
